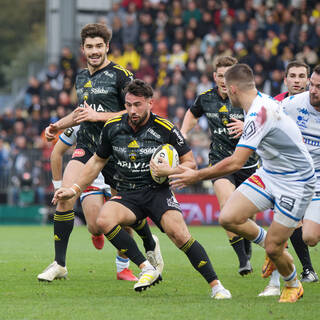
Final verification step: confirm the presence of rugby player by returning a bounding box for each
[180,56,258,276]
[53,79,232,299]
[170,64,316,303]
[38,24,161,281]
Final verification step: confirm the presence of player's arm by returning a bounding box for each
[180,109,199,139]
[73,101,127,123]
[50,139,70,189]
[45,112,77,141]
[52,154,109,204]
[170,146,253,189]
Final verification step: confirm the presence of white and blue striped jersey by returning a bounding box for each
[237,92,315,182]
[282,91,320,172]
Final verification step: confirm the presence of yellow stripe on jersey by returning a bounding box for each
[113,64,133,77]
[155,116,174,128]
[104,116,122,127]
[199,88,213,95]
[154,119,172,131]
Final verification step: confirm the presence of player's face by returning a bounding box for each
[214,66,232,96]
[309,72,320,109]
[82,37,108,69]
[284,66,308,95]
[125,93,152,128]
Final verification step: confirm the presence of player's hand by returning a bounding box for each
[226,118,244,139]
[52,187,75,205]
[169,165,198,189]
[150,158,172,177]
[45,123,59,141]
[73,101,97,123]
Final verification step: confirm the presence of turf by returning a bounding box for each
[1,225,319,320]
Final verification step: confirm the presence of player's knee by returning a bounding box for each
[219,214,233,230]
[265,242,281,260]
[303,233,319,247]
[166,228,190,247]
[96,216,112,233]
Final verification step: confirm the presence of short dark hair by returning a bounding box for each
[80,23,112,46]
[285,60,310,77]
[313,64,320,75]
[214,56,238,71]
[224,63,255,90]
[124,79,153,98]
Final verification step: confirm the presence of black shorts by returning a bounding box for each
[72,146,117,190]
[109,186,182,232]
[72,146,93,164]
[212,166,257,188]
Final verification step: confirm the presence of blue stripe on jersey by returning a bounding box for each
[263,168,298,175]
[59,136,73,146]
[237,144,257,150]
[301,132,320,140]
[242,182,274,203]
[274,202,300,222]
[296,173,315,182]
[312,198,320,201]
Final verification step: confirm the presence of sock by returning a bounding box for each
[180,237,218,283]
[290,226,314,271]
[54,210,75,267]
[131,219,155,252]
[105,225,146,267]
[269,270,281,287]
[243,238,252,259]
[252,226,267,248]
[229,236,248,268]
[282,266,299,287]
[116,255,129,273]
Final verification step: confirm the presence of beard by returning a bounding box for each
[129,111,148,128]
[310,94,320,109]
[87,54,106,69]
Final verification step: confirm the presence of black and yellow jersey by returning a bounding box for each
[75,62,133,154]
[96,113,190,191]
[190,87,258,167]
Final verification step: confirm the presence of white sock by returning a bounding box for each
[116,256,129,273]
[282,266,299,287]
[211,280,223,294]
[252,226,267,248]
[269,270,280,287]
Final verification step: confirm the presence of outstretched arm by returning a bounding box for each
[169,147,253,189]
[52,154,108,204]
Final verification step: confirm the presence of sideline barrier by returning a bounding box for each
[0,205,44,225]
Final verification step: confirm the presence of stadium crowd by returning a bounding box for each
[0,0,320,204]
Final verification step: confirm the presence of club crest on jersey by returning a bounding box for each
[296,108,310,129]
[248,175,265,189]
[129,152,137,161]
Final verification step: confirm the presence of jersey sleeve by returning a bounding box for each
[281,95,296,118]
[95,124,113,159]
[237,107,271,151]
[169,126,191,156]
[59,126,79,146]
[114,64,134,108]
[189,95,204,118]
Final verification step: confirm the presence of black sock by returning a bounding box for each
[105,225,146,266]
[243,238,252,260]
[290,226,314,271]
[229,236,248,268]
[54,210,74,267]
[180,238,218,283]
[131,219,155,252]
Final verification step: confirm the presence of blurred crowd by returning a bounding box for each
[1,0,320,203]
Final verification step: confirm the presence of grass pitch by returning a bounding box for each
[1,225,319,320]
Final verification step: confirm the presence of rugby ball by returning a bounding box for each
[150,144,179,184]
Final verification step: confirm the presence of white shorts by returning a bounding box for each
[80,172,111,202]
[237,167,315,228]
[304,174,320,224]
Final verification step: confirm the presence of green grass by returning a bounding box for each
[1,225,319,320]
